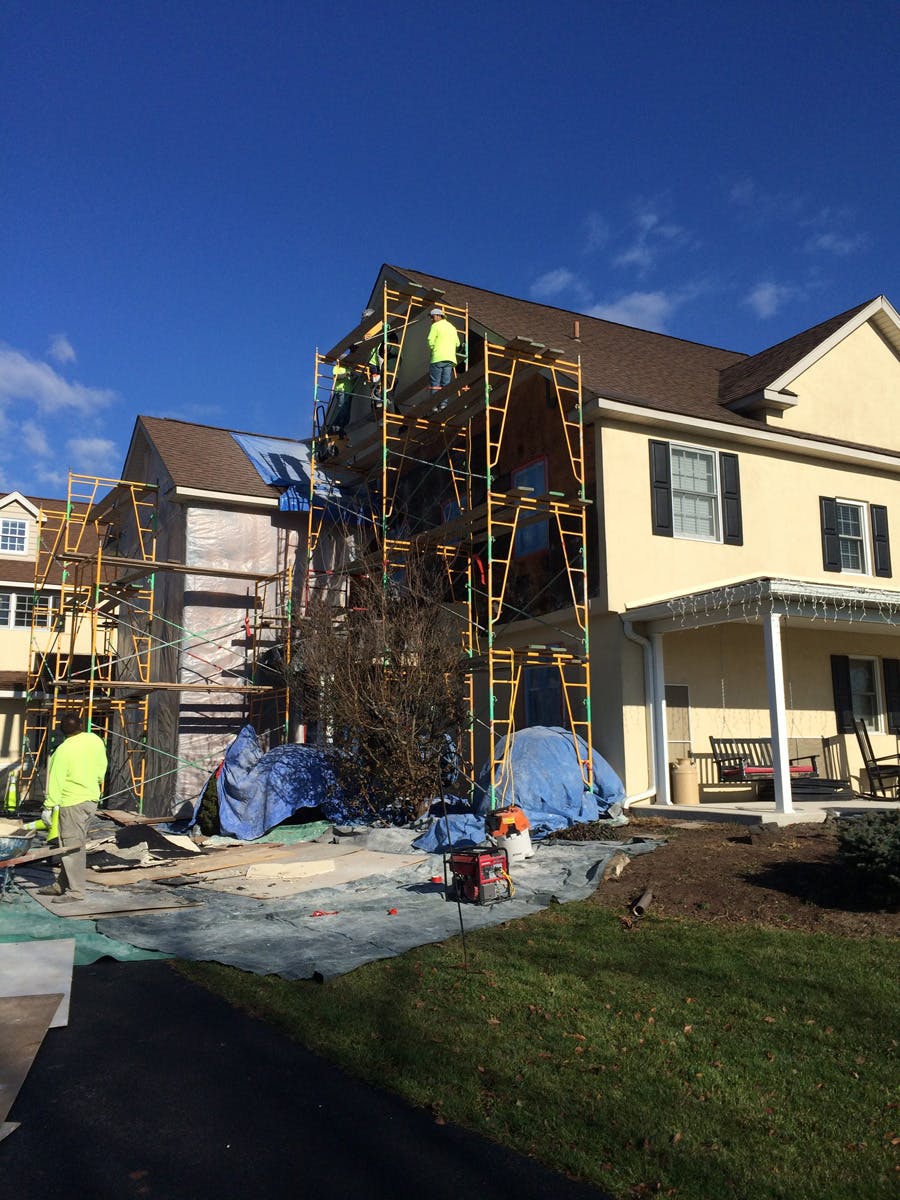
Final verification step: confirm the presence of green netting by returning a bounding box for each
[0,888,169,965]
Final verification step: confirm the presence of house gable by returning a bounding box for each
[770,311,900,451]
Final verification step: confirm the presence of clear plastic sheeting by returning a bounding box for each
[217,725,346,840]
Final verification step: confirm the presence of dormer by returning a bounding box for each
[0,492,42,561]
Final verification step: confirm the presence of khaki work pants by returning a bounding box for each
[58,800,98,898]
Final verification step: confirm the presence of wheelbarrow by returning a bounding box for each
[0,834,34,899]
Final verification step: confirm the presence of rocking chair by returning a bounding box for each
[852,718,900,798]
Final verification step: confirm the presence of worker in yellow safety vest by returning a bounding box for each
[427,308,460,399]
[37,713,107,902]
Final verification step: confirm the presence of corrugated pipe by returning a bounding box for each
[621,619,657,808]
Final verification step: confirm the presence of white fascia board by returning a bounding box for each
[583,395,900,472]
[0,580,61,591]
[766,296,898,394]
[0,492,42,519]
[170,487,279,509]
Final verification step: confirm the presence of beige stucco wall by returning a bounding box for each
[773,321,900,451]
[599,421,900,611]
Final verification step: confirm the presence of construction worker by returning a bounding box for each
[326,359,354,435]
[427,307,460,400]
[38,712,107,902]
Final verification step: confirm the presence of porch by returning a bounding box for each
[622,576,900,824]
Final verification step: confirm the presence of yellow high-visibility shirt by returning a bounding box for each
[427,318,460,363]
[46,731,108,808]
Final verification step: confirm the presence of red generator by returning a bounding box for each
[448,847,511,905]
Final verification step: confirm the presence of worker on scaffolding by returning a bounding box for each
[427,307,460,403]
[369,327,400,414]
[37,712,107,903]
[326,357,355,436]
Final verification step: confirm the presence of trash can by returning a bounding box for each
[671,756,699,806]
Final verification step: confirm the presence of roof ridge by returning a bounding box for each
[386,263,749,357]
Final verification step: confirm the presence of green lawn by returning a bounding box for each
[179,904,898,1199]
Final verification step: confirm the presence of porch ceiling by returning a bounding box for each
[623,576,900,634]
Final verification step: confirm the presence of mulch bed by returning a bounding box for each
[555,816,899,937]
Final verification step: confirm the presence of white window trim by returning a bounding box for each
[848,654,883,734]
[669,442,722,544]
[0,518,29,556]
[0,588,55,629]
[834,497,871,576]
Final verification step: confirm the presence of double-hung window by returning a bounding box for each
[0,519,27,554]
[820,497,890,577]
[649,440,742,544]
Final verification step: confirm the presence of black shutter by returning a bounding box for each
[820,497,841,572]
[871,505,892,578]
[830,655,854,733]
[883,659,900,734]
[719,452,743,545]
[649,440,672,537]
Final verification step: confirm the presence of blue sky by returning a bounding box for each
[2,0,897,498]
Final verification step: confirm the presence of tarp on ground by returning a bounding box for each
[414,726,626,852]
[217,725,347,841]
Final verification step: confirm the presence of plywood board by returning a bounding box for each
[0,939,75,1027]
[0,993,62,1123]
[20,882,204,919]
[99,809,173,826]
[197,849,427,899]
[85,842,293,887]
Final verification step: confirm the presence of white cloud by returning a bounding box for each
[21,419,52,457]
[66,436,118,472]
[48,334,76,364]
[805,229,869,257]
[588,290,680,332]
[613,202,688,276]
[35,465,66,489]
[583,211,609,253]
[743,281,796,319]
[0,346,115,414]
[530,268,579,299]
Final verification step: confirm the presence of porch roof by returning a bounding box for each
[623,576,900,634]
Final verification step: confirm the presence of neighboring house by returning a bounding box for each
[111,415,316,814]
[0,491,97,777]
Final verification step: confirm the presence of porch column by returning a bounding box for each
[762,612,792,814]
[651,632,671,804]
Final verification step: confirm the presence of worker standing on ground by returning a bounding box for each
[427,307,460,399]
[38,713,107,903]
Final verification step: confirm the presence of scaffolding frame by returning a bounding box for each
[306,281,594,809]
[19,472,293,813]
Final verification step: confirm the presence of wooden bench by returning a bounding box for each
[709,737,819,790]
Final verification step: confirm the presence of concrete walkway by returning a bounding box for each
[4,959,610,1200]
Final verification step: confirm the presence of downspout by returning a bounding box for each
[622,619,657,807]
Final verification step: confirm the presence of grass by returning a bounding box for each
[178,903,898,1199]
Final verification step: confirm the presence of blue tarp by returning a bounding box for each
[413,726,626,853]
[216,725,347,841]
[231,431,364,520]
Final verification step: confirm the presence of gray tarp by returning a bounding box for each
[97,832,659,980]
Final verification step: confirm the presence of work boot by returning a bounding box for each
[37,882,63,896]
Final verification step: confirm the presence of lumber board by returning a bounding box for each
[99,809,179,826]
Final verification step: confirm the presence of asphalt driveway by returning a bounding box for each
[4,959,610,1200]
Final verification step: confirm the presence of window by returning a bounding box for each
[524,665,563,727]
[0,589,54,629]
[512,458,549,557]
[649,441,742,544]
[820,496,891,577]
[665,684,692,759]
[848,658,881,732]
[671,446,719,540]
[831,655,900,735]
[0,519,27,554]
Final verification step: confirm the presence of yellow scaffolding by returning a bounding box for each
[307,283,594,809]
[20,472,293,813]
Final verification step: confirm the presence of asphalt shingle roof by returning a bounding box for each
[136,416,283,500]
